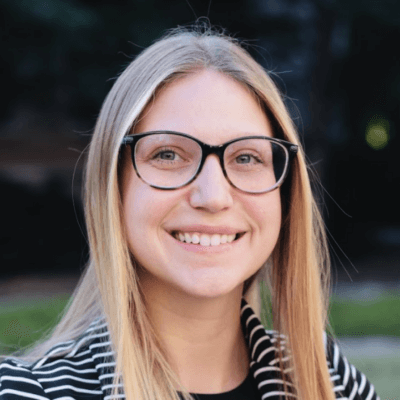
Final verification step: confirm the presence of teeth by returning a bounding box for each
[173,232,239,246]
[192,233,200,244]
[184,233,192,243]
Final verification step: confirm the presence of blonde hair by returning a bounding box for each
[7,24,334,400]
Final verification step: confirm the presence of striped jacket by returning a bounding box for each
[0,299,379,400]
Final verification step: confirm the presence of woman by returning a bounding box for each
[0,25,379,400]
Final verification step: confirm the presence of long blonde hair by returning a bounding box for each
[7,24,334,400]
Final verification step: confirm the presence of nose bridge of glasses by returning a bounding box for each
[198,143,227,176]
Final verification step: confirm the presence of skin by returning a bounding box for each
[121,69,282,394]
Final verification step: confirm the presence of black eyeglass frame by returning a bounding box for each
[121,130,299,194]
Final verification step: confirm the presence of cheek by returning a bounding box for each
[243,191,282,235]
[123,183,155,241]
[122,178,177,247]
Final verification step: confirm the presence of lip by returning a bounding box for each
[165,229,247,254]
[166,224,247,235]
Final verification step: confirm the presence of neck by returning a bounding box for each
[139,275,250,394]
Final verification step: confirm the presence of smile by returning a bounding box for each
[170,231,246,247]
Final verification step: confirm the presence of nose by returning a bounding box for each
[188,155,234,213]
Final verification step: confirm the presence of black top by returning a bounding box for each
[180,371,260,400]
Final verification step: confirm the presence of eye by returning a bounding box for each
[150,147,185,162]
[235,154,263,164]
[153,150,179,161]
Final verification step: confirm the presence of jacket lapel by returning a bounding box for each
[241,298,295,399]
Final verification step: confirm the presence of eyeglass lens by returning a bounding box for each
[134,133,288,193]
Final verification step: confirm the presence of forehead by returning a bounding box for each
[134,70,274,144]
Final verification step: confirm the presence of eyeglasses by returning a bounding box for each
[121,131,298,194]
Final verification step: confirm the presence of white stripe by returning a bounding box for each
[101,383,124,391]
[53,397,76,400]
[90,341,112,350]
[333,342,340,371]
[3,359,33,368]
[269,336,286,346]
[93,351,114,360]
[65,348,91,359]
[0,363,30,373]
[269,355,290,366]
[34,343,77,370]
[253,366,281,377]
[66,331,110,358]
[351,364,357,379]
[334,385,345,392]
[348,380,359,400]
[258,378,294,388]
[96,362,116,369]
[249,324,264,344]
[365,385,375,400]
[257,346,276,363]
[251,336,270,359]
[358,373,367,394]
[38,375,100,384]
[45,340,75,350]
[267,332,286,340]
[32,366,97,375]
[99,373,117,380]
[261,391,297,399]
[0,376,42,388]
[104,394,125,400]
[86,322,108,333]
[329,374,341,382]
[44,385,103,395]
[0,389,49,400]
[36,357,95,369]
[245,314,258,328]
[240,304,251,316]
[342,356,350,386]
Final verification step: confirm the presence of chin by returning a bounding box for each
[177,274,245,300]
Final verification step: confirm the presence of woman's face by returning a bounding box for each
[121,70,282,300]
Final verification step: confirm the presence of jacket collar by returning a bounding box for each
[240,298,291,398]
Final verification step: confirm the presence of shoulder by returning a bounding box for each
[240,300,380,399]
[0,357,49,400]
[324,333,380,400]
[248,329,380,400]
[0,317,110,400]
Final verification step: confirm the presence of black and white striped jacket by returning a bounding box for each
[0,299,379,400]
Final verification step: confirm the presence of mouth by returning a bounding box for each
[169,231,247,244]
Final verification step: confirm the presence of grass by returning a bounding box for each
[1,292,399,354]
[329,292,400,337]
[0,295,70,355]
